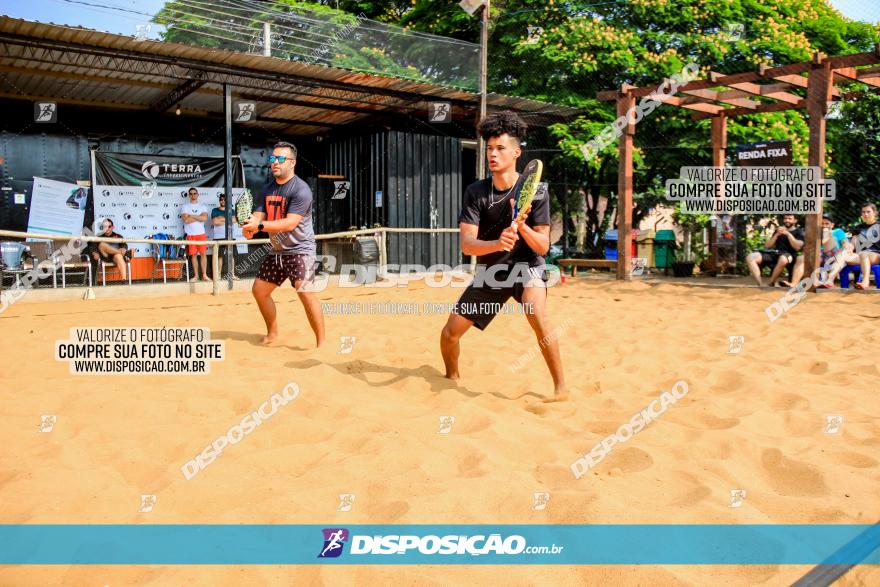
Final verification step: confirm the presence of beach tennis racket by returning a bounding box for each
[511,159,543,229]
[501,159,543,251]
[235,189,254,238]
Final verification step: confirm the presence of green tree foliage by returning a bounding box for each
[154,0,478,87]
[385,0,877,254]
[156,0,879,255]
[826,92,880,227]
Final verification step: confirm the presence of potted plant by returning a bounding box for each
[671,204,710,277]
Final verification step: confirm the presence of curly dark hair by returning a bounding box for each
[477,111,527,144]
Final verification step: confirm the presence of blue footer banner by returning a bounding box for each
[1,524,878,565]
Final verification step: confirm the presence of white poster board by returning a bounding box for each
[26,177,87,240]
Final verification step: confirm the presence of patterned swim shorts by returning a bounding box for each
[256,253,316,287]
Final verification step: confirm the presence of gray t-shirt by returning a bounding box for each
[255,176,315,255]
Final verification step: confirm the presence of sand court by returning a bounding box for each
[1,278,878,585]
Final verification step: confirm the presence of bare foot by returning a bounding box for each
[261,334,278,346]
[525,389,570,414]
[188,277,198,283]
[445,371,459,380]
[543,389,569,403]
[316,338,326,348]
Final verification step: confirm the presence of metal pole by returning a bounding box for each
[263,23,271,57]
[476,1,489,181]
[223,82,234,291]
[471,1,489,273]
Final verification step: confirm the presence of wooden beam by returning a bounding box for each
[681,88,758,108]
[691,98,803,120]
[833,67,860,81]
[724,80,803,104]
[659,62,812,98]
[857,69,880,88]
[857,65,880,76]
[719,97,758,109]
[757,84,804,104]
[708,113,727,276]
[716,89,757,102]
[617,89,635,281]
[765,73,842,98]
[680,88,719,100]
[803,57,833,292]
[834,66,880,88]
[827,48,880,69]
[679,102,727,114]
[772,73,808,88]
[596,53,878,103]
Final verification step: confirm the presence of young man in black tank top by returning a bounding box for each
[439,111,567,402]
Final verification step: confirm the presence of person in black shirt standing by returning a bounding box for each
[241,142,325,347]
[439,111,567,402]
[852,203,880,289]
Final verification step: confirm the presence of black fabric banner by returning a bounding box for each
[93,151,244,187]
[733,140,793,167]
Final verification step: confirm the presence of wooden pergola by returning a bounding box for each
[597,47,880,286]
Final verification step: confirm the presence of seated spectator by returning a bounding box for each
[852,203,880,290]
[745,214,804,286]
[816,213,855,288]
[90,218,129,281]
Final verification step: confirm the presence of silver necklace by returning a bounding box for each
[488,177,517,209]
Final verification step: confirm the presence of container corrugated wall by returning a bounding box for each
[320,131,462,269]
[386,131,461,269]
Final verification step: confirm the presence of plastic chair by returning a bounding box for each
[21,241,57,288]
[149,234,189,284]
[839,264,880,289]
[61,251,93,288]
[98,248,132,287]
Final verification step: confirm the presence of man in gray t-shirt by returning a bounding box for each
[242,141,324,347]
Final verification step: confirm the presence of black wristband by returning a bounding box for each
[258,222,264,231]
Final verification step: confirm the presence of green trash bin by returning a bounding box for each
[654,230,676,268]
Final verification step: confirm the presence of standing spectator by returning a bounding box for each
[181,187,209,282]
[211,194,237,279]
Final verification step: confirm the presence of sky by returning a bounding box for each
[0,0,876,39]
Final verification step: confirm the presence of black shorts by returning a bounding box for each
[453,266,546,331]
[760,251,793,267]
[256,253,315,287]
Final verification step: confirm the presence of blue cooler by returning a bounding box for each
[604,230,619,260]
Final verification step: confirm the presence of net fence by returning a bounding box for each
[0,227,461,291]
